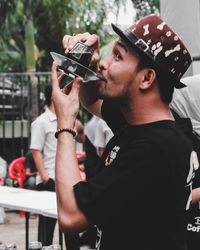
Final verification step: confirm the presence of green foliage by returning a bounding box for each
[0,0,114,72]
[131,0,160,19]
[2,0,160,73]
[0,0,26,72]
[34,0,109,71]
[0,37,24,72]
[151,0,160,11]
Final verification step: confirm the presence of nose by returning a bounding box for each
[99,55,110,71]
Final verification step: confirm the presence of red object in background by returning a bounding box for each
[8,157,26,188]
[8,156,26,217]
[76,151,86,164]
[0,178,4,186]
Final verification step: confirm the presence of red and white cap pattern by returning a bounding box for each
[112,15,192,88]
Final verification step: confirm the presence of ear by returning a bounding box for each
[139,69,156,90]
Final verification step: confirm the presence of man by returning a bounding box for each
[51,15,195,250]
[30,84,83,248]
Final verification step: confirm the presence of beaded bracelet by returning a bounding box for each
[55,128,77,139]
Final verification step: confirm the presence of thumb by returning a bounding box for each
[70,77,82,95]
[51,63,60,93]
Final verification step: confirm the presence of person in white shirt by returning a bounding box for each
[170,74,200,137]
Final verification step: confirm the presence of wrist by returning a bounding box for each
[57,117,76,129]
[41,174,49,182]
[55,128,77,139]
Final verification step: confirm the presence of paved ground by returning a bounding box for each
[0,211,89,250]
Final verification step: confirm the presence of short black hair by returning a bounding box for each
[44,84,52,107]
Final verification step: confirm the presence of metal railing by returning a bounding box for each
[0,72,51,163]
[0,72,89,164]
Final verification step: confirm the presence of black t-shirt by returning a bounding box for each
[172,113,200,250]
[84,136,101,179]
[74,100,193,250]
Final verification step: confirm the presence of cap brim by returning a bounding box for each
[111,23,186,89]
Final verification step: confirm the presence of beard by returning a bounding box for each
[98,88,130,107]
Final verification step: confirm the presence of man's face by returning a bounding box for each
[97,39,141,101]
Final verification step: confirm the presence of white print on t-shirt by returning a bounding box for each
[187,217,200,233]
[105,146,120,167]
[185,151,199,210]
[95,226,102,250]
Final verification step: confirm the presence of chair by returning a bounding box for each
[8,157,26,188]
[8,156,26,217]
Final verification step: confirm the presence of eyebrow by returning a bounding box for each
[115,40,128,53]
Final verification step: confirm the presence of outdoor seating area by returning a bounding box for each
[0,186,89,250]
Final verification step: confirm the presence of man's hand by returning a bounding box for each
[51,63,81,129]
[62,32,100,65]
[41,173,49,184]
[79,164,87,182]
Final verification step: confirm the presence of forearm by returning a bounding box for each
[31,150,47,181]
[55,131,89,232]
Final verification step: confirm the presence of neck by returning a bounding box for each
[121,95,174,125]
[48,103,55,113]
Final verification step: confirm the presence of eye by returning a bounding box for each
[114,52,121,61]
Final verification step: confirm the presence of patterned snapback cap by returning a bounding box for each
[112,14,192,88]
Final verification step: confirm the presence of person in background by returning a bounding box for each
[52,15,194,250]
[170,74,200,138]
[83,115,113,179]
[23,151,37,190]
[30,84,84,248]
[94,116,114,157]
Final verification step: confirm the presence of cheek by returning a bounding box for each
[107,64,123,83]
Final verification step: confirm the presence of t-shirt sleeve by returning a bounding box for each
[30,119,46,151]
[101,99,126,134]
[94,119,114,148]
[73,142,170,226]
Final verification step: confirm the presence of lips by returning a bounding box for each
[96,72,107,82]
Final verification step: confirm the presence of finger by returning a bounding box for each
[63,33,94,54]
[51,63,60,92]
[91,50,100,64]
[79,164,85,172]
[84,34,99,48]
[62,35,71,50]
[79,32,91,42]
[70,77,82,95]
[80,170,87,182]
[63,35,79,54]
